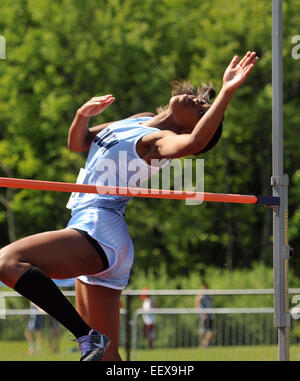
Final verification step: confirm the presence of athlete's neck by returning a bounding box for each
[140,110,184,134]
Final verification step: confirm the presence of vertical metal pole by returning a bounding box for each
[272,0,290,361]
[131,311,138,361]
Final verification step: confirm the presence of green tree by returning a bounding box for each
[0,0,299,281]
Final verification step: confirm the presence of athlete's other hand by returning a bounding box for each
[78,95,115,118]
[222,51,258,93]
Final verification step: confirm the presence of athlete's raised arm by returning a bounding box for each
[189,51,258,153]
[68,95,115,152]
[144,52,258,160]
[68,95,156,152]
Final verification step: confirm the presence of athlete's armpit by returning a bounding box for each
[136,130,197,161]
[154,133,197,159]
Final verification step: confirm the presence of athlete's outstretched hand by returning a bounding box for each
[222,51,258,93]
[78,95,115,118]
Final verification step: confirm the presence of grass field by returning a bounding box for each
[0,338,300,361]
[134,345,300,361]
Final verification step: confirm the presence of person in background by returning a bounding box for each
[194,283,214,347]
[25,302,43,355]
[140,289,156,349]
[49,317,63,354]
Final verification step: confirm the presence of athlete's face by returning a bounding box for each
[169,94,211,132]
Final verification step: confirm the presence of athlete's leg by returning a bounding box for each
[0,228,105,287]
[75,279,122,361]
[0,229,106,339]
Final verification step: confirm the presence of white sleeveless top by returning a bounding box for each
[66,116,168,213]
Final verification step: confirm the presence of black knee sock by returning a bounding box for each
[14,266,91,339]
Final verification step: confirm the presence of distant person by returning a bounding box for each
[194,283,214,347]
[49,317,62,354]
[25,302,43,354]
[140,290,156,349]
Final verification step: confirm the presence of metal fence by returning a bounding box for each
[131,308,278,361]
[1,289,300,361]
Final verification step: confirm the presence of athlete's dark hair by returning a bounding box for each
[157,80,223,155]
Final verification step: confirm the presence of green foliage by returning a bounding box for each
[127,261,299,310]
[0,0,299,278]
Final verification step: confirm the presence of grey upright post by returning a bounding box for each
[272,0,290,361]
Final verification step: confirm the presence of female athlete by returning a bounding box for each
[0,52,258,360]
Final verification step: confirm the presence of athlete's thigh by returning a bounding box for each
[3,229,105,278]
[75,279,122,361]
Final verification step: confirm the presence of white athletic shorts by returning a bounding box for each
[66,206,134,290]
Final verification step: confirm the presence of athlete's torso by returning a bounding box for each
[67,117,168,212]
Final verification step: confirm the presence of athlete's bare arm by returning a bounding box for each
[68,94,154,152]
[136,85,235,161]
[138,52,258,161]
[68,95,115,152]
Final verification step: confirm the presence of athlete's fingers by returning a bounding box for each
[92,97,112,103]
[85,97,115,108]
[242,56,258,76]
[79,95,115,117]
[241,51,257,69]
[82,97,115,116]
[238,51,251,68]
[97,97,115,109]
[91,95,113,101]
[96,97,115,108]
[229,55,240,69]
[89,98,114,105]
[243,62,256,78]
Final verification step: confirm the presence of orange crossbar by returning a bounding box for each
[0,176,258,204]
